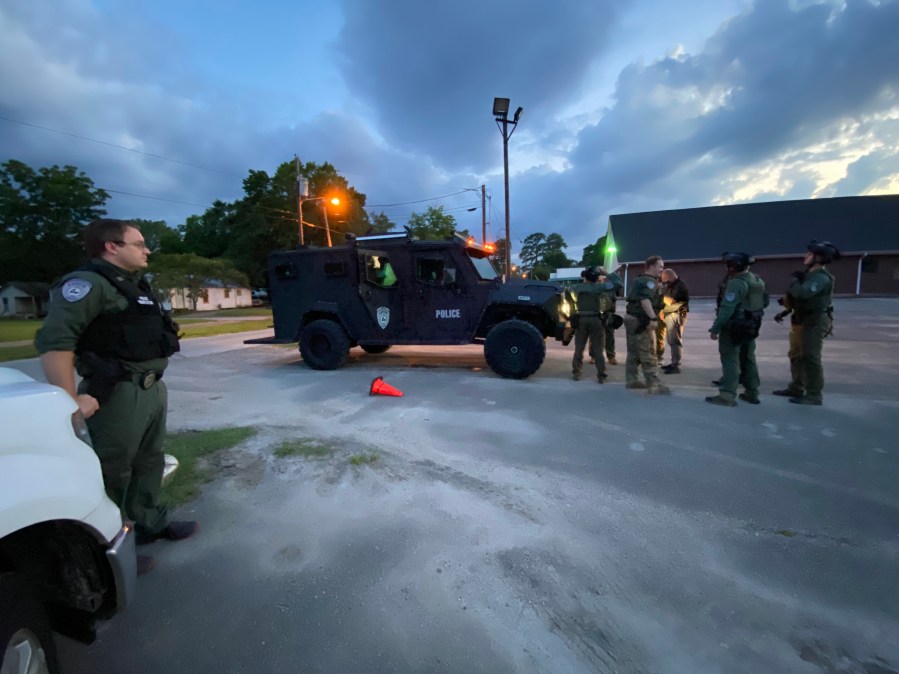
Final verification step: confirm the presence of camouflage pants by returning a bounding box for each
[787,316,830,400]
[624,315,661,386]
[82,378,170,537]
[662,311,687,366]
[717,332,759,401]
[604,320,616,358]
[573,315,605,378]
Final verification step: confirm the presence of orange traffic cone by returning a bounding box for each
[370,376,404,397]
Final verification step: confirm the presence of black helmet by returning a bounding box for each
[722,251,754,271]
[807,240,841,264]
[583,268,600,282]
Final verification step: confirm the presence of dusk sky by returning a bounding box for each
[2,0,897,263]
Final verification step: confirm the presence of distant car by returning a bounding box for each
[246,231,575,379]
[0,367,136,673]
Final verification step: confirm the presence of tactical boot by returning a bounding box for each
[711,378,723,387]
[137,520,199,545]
[773,388,803,397]
[789,396,822,406]
[738,392,760,404]
[572,372,581,381]
[662,365,680,374]
[705,395,737,407]
[647,384,671,395]
[626,382,647,390]
[606,356,617,365]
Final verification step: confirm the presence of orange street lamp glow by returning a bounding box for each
[329,197,341,206]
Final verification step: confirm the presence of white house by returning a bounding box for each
[0,282,50,318]
[165,281,253,311]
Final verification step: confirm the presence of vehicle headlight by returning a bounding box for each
[71,410,94,448]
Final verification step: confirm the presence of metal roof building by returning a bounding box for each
[604,195,899,297]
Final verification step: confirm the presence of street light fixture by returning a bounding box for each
[493,97,522,279]
[461,185,488,244]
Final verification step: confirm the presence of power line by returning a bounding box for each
[0,114,243,178]
[103,189,211,209]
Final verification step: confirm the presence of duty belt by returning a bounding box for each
[126,371,162,389]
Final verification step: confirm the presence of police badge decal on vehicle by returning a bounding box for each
[377,306,390,329]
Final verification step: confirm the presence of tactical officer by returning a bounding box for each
[598,266,623,365]
[571,268,608,382]
[658,268,690,374]
[35,219,198,576]
[588,266,623,365]
[772,240,840,405]
[624,255,669,393]
[706,252,768,407]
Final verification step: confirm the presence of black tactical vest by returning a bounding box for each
[76,262,180,362]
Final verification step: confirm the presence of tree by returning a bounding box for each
[177,159,372,287]
[405,205,468,241]
[148,253,249,311]
[581,234,608,268]
[368,212,394,234]
[491,238,510,278]
[131,218,184,253]
[0,160,109,283]
[519,231,575,280]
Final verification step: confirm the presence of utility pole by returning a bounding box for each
[295,156,305,247]
[493,98,522,280]
[480,184,487,245]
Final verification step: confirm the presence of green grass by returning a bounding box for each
[0,344,39,363]
[349,452,380,465]
[174,307,272,319]
[162,426,257,506]
[0,318,42,343]
[179,319,272,338]
[273,438,334,458]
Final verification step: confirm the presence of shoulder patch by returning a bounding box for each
[724,291,736,302]
[646,280,656,290]
[61,278,92,302]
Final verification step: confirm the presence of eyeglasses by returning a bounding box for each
[113,240,150,251]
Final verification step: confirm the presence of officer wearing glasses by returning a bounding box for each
[35,219,197,577]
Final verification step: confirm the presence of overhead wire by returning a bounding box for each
[2,113,491,225]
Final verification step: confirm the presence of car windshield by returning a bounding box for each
[468,252,500,280]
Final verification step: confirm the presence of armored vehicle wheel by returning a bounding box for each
[484,319,546,379]
[299,320,350,370]
[360,344,391,354]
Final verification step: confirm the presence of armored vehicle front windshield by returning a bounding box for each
[469,253,500,280]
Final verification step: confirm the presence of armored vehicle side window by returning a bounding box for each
[416,258,445,285]
[324,261,346,277]
[275,263,297,280]
[365,254,398,288]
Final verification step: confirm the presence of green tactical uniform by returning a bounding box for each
[35,258,175,538]
[783,268,834,402]
[710,270,768,402]
[571,281,609,380]
[624,273,662,387]
[598,273,623,360]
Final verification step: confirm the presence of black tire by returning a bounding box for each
[299,319,351,370]
[359,344,391,355]
[0,573,59,674]
[483,319,546,379]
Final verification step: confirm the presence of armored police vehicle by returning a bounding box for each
[246,231,574,378]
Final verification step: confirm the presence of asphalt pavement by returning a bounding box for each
[9,297,898,673]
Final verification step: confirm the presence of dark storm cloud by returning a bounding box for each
[336,0,627,171]
[570,0,899,201]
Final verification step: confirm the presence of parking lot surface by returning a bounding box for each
[12,297,899,673]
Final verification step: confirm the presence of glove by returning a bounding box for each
[774,311,789,323]
[791,270,806,281]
